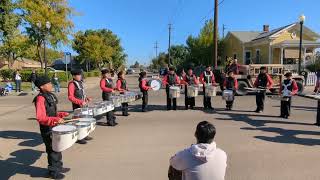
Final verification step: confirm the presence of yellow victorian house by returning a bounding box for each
[224,23,320,68]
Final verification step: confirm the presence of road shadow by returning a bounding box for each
[241,127,320,146]
[0,131,49,179]
[214,111,314,128]
[0,131,42,147]
[273,105,317,112]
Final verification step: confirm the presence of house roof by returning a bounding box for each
[251,23,295,41]
[229,31,262,42]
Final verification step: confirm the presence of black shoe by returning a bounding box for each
[76,139,87,144]
[60,167,71,173]
[142,109,147,112]
[185,107,189,110]
[313,123,320,126]
[190,106,194,110]
[284,115,289,119]
[208,107,214,110]
[49,172,65,179]
[84,136,93,141]
[123,113,129,116]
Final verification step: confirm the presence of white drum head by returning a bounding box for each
[150,80,161,91]
[53,125,76,132]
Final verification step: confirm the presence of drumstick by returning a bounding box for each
[63,119,79,123]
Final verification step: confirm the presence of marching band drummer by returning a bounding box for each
[200,65,216,110]
[280,72,298,119]
[116,71,130,116]
[254,66,274,113]
[162,67,180,111]
[183,67,199,110]
[33,76,70,179]
[100,69,118,126]
[68,69,93,144]
[139,71,152,112]
[223,71,238,110]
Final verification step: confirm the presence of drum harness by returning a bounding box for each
[282,80,293,97]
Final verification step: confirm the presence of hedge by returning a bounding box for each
[0,69,100,82]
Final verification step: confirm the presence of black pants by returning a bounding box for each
[40,125,62,173]
[256,91,266,111]
[166,87,177,110]
[142,91,148,110]
[226,100,234,109]
[121,103,129,116]
[280,97,292,117]
[316,100,320,126]
[103,94,116,124]
[72,103,81,111]
[203,86,212,108]
[185,86,195,109]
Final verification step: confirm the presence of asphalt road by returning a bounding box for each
[0,75,319,180]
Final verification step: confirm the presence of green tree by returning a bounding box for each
[20,0,74,68]
[169,45,189,68]
[0,0,23,68]
[72,29,126,70]
[150,52,168,70]
[130,61,140,68]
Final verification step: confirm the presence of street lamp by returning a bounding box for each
[298,14,305,74]
[37,21,51,76]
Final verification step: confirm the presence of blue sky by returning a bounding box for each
[64,0,320,65]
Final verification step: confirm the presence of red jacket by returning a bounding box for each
[36,96,69,127]
[140,79,152,91]
[182,74,199,85]
[254,73,274,89]
[116,78,127,92]
[280,79,298,95]
[100,78,113,93]
[162,74,180,86]
[199,71,216,84]
[68,81,85,106]
[223,77,238,90]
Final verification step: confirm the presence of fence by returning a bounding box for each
[293,72,318,86]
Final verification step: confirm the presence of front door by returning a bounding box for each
[245,51,251,65]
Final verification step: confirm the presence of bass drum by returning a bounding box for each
[148,79,162,91]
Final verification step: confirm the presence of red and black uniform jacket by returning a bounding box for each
[116,78,127,94]
[33,92,69,131]
[183,74,199,86]
[254,73,274,89]
[224,77,238,91]
[162,74,180,87]
[199,71,216,86]
[139,78,152,93]
[68,80,85,106]
[100,78,114,101]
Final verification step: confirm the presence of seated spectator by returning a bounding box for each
[169,121,227,180]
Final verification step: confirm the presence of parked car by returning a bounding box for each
[126,68,135,75]
[45,67,64,73]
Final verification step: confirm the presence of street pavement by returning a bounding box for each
[0,75,319,180]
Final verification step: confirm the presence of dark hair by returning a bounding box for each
[117,71,124,77]
[169,67,175,71]
[206,65,211,68]
[195,121,216,144]
[101,69,109,75]
[227,71,233,75]
[140,71,146,77]
[260,66,266,70]
[284,72,292,77]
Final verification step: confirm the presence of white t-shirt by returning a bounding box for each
[170,142,227,180]
[15,74,21,81]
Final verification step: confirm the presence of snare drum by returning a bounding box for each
[52,125,78,152]
[149,79,162,91]
[73,108,94,118]
[187,86,199,97]
[74,121,91,140]
[169,86,181,98]
[222,90,234,101]
[110,96,122,107]
[205,85,217,97]
[78,118,96,133]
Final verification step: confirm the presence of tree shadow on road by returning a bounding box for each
[241,127,320,146]
[213,111,319,146]
[272,105,316,112]
[0,131,49,179]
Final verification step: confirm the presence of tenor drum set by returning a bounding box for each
[187,86,199,97]
[222,90,234,101]
[205,85,217,97]
[169,86,181,98]
[52,91,143,152]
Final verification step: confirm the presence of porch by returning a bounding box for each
[272,40,320,70]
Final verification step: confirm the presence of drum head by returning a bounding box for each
[53,125,76,132]
[150,80,161,91]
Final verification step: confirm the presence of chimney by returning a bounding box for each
[263,25,269,32]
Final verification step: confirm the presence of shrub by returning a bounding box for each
[306,62,320,72]
[0,69,15,81]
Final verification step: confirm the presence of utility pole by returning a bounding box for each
[222,24,226,39]
[168,23,172,66]
[154,41,159,58]
[213,0,218,68]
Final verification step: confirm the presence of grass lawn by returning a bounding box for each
[0,82,69,90]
